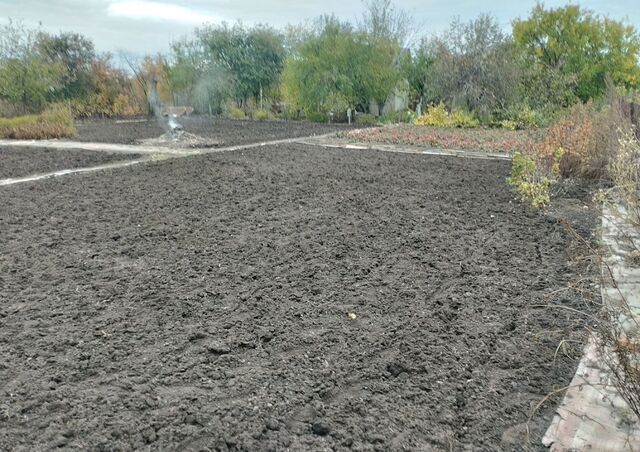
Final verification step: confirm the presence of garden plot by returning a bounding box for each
[0,147,141,180]
[0,143,593,451]
[73,116,354,146]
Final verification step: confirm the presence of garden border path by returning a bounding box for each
[542,202,640,451]
[0,134,512,187]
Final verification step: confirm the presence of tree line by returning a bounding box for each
[1,1,639,124]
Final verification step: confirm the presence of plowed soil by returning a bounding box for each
[73,117,353,146]
[0,147,139,179]
[0,144,591,451]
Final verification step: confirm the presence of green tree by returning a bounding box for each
[167,39,202,106]
[167,38,234,114]
[37,32,96,100]
[195,22,285,106]
[400,39,433,108]
[513,3,640,103]
[282,15,402,117]
[0,21,65,113]
[282,17,358,116]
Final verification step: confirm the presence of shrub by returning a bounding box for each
[253,109,270,121]
[448,109,480,128]
[424,15,521,117]
[355,114,378,126]
[379,110,415,124]
[414,103,479,128]
[415,103,449,127]
[500,106,544,130]
[507,149,564,208]
[609,130,640,226]
[0,104,76,139]
[227,107,246,120]
[280,108,302,121]
[112,94,143,117]
[68,94,143,119]
[532,101,620,179]
[305,111,328,123]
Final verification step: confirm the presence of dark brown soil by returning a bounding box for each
[73,117,353,146]
[0,147,139,179]
[0,144,592,451]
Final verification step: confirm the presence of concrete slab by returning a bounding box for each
[543,338,640,451]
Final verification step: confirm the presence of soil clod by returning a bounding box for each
[311,422,331,436]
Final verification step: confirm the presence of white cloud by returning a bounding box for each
[107,1,215,25]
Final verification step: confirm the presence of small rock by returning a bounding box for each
[185,414,199,425]
[342,437,354,447]
[52,434,68,447]
[386,361,409,377]
[260,331,275,342]
[142,427,157,443]
[188,331,207,341]
[265,419,280,431]
[204,340,231,354]
[311,422,331,436]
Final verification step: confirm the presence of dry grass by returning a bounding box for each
[602,121,640,420]
[0,104,76,139]
[532,100,624,179]
[609,129,640,227]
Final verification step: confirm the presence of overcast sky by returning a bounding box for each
[1,0,638,58]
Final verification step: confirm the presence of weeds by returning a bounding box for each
[518,93,640,444]
[414,103,479,128]
[609,129,640,227]
[560,215,640,423]
[305,111,327,123]
[506,148,564,208]
[252,109,271,121]
[500,105,544,130]
[0,103,76,139]
[355,114,378,126]
[378,110,415,124]
[599,127,640,421]
[533,99,625,179]
[227,107,246,120]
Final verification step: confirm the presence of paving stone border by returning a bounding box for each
[543,201,640,451]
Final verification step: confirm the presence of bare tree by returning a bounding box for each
[424,15,522,116]
[359,0,416,47]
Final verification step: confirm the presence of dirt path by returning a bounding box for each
[73,116,356,146]
[297,135,513,160]
[0,158,151,186]
[0,135,335,186]
[0,139,193,155]
[0,147,143,179]
[0,144,591,451]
